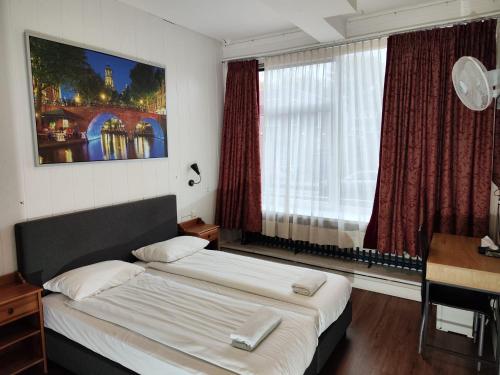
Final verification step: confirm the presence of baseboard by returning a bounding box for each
[220,241,421,302]
[343,272,421,301]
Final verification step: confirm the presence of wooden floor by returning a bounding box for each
[47,289,495,375]
[322,289,496,375]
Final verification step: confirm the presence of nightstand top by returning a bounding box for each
[0,272,42,305]
[178,218,219,235]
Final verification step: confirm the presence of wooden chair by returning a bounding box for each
[418,226,493,371]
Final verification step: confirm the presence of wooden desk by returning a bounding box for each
[423,233,500,373]
[427,233,500,294]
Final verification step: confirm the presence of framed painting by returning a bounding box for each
[25,32,167,165]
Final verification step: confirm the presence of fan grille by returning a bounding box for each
[452,56,492,111]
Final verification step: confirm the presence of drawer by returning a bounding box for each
[0,294,38,324]
[200,230,218,242]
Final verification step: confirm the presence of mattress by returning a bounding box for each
[44,293,233,375]
[146,250,352,334]
[44,270,324,375]
[66,273,317,375]
[43,259,350,375]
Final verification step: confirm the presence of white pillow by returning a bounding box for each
[132,236,209,263]
[43,260,144,300]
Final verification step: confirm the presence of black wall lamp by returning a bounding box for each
[188,163,201,186]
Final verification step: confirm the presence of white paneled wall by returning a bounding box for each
[0,0,224,275]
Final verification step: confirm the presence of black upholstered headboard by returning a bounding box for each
[15,195,178,286]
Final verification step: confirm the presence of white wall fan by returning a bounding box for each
[452,56,499,245]
[452,56,499,111]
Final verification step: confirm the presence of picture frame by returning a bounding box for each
[25,31,168,165]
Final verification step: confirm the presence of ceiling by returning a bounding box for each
[356,0,425,14]
[117,0,460,43]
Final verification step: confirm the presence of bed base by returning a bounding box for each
[46,300,351,375]
[316,300,352,372]
[46,329,133,375]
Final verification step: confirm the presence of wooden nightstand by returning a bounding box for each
[178,218,220,250]
[0,272,47,375]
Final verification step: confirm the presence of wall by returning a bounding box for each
[0,0,224,275]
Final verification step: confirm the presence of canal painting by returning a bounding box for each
[27,34,167,165]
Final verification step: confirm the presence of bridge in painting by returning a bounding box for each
[39,104,166,141]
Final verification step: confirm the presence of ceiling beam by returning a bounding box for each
[258,0,357,42]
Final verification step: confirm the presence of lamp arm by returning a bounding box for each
[188,174,201,186]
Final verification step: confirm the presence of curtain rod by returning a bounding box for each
[222,12,500,63]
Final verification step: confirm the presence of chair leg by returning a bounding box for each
[419,312,426,355]
[419,282,430,356]
[485,297,500,375]
[477,314,485,372]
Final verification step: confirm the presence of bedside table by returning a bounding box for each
[178,218,220,250]
[0,272,47,374]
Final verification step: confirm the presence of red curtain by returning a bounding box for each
[364,20,497,257]
[215,60,262,233]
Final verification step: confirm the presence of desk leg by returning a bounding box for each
[419,281,430,356]
[473,312,479,343]
[496,297,500,375]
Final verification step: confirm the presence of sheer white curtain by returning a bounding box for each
[261,38,387,248]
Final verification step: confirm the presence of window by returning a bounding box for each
[260,39,387,246]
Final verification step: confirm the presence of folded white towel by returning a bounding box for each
[292,272,327,296]
[230,308,281,351]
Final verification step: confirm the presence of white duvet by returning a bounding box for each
[67,273,317,375]
[147,250,352,335]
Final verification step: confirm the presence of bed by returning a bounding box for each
[15,195,352,374]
